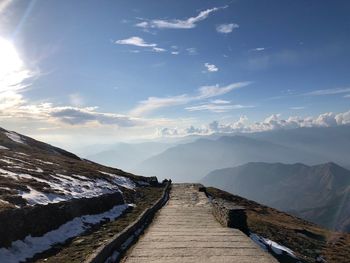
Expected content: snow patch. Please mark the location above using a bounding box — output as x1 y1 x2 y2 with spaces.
250 233 296 258
35 159 55 165
0 145 9 150
5 132 25 144
16 152 29 156
0 204 129 263
0 158 15 165
0 168 134 206
0 199 10 205
20 187 67 206
99 171 136 189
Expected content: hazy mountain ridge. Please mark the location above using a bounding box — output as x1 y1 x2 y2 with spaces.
134 126 350 182
136 133 327 182
202 162 350 232
85 142 172 172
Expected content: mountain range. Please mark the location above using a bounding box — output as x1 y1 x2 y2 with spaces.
133 125 350 182
202 162 350 232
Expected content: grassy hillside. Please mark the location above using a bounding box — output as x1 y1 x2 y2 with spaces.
206 187 350 263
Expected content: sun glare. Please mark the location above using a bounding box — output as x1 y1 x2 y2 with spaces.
0 37 23 82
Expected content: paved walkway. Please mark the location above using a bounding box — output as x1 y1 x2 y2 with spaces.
122 184 277 263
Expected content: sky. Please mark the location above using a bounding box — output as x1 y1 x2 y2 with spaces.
0 0 350 149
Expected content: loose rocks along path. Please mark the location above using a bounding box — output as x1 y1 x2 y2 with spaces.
121 184 278 263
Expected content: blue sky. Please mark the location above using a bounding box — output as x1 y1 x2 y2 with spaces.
0 0 350 147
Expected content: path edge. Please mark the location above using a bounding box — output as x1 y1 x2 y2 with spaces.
84 181 172 263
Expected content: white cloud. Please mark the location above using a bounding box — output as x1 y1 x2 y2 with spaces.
115 36 168 54
157 110 350 137
171 51 179 55
305 87 350 96
115 36 156 47
130 82 252 116
197 82 251 99
185 103 253 113
251 47 265 51
289 106 305 110
152 47 166 52
130 95 190 116
204 63 218 72
211 99 230 104
216 23 239 34
136 6 227 29
186 48 197 55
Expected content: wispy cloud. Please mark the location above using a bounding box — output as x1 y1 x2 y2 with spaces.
344 94 350 98
136 6 227 29
48 106 141 126
115 36 167 53
290 106 305 110
130 81 252 116
251 47 265 52
115 36 156 47
216 23 239 34
185 103 253 113
211 99 230 104
186 48 197 55
204 63 218 72
152 47 166 52
197 82 251 99
305 87 350 96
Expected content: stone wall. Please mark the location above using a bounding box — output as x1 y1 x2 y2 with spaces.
0 192 125 247
211 198 249 234
85 181 172 263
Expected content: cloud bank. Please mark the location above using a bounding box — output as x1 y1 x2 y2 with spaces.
157 110 350 137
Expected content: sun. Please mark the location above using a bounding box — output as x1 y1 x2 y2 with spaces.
0 37 24 83
0 37 29 92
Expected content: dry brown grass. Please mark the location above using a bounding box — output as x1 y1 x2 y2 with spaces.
206 187 350 263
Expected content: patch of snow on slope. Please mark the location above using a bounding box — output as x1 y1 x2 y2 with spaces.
0 168 125 205
99 171 136 189
5 132 25 144
250 233 296 258
35 159 55 165
0 204 129 263
16 152 29 156
0 145 8 150
0 158 15 164
51 173 122 200
20 187 67 205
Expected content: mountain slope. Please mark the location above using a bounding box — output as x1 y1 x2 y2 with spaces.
0 127 153 209
137 135 324 182
0 127 157 260
201 162 350 232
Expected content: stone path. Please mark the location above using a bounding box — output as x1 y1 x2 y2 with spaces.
122 184 278 263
